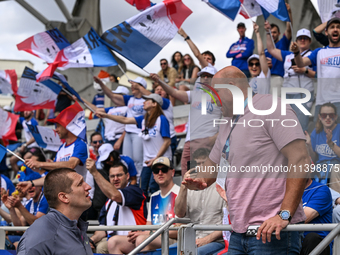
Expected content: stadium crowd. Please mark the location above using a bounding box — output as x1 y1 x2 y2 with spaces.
1 5 340 254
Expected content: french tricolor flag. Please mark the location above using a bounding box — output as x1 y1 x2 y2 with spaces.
239 0 263 19
101 0 192 68
125 0 155 11
27 124 62 152
202 0 241 21
0 108 19 142
256 0 290 21
48 101 87 141
17 28 71 64
0 70 18 95
37 28 118 81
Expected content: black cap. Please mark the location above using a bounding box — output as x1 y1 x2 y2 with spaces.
326 17 340 30
237 22 245 28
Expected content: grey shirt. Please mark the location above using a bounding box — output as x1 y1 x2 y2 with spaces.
17 208 93 255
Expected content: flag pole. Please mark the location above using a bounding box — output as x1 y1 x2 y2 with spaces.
61 88 96 113
6 148 25 163
240 3 256 23
118 64 130 81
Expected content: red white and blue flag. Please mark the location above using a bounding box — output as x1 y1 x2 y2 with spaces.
239 0 263 19
27 124 62 152
17 28 71 64
48 102 87 141
0 108 19 142
0 70 18 95
14 67 62 112
125 0 155 11
37 28 118 81
256 0 290 21
202 0 241 21
101 0 192 68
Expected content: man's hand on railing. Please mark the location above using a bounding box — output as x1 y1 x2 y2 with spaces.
256 214 289 243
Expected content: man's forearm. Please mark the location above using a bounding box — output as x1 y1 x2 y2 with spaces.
17 204 38 226
91 170 122 203
39 160 77 171
203 231 222 243
174 186 187 218
91 231 106 243
9 207 22 226
0 207 12 223
197 157 218 187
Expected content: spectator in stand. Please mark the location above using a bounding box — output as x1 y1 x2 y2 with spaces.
30 151 49 177
266 27 316 132
293 17 340 121
3 172 48 249
305 103 340 191
248 22 271 95
94 76 146 181
90 132 104 159
157 58 178 105
96 93 171 198
10 111 39 175
54 75 72 116
171 51 183 72
226 22 254 78
176 54 200 91
79 86 130 153
107 157 179 254
175 148 225 255
178 28 217 72
330 188 340 223
301 178 333 255
313 21 329 47
16 168 93 255
150 65 221 176
86 160 147 254
110 73 119 83
92 83 105 109
264 3 293 96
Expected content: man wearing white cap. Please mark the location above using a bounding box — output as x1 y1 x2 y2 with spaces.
293 17 340 123
78 86 130 152
248 22 271 95
94 76 147 179
267 27 316 132
150 65 221 175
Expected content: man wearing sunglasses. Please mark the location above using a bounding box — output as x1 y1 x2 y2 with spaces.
90 132 104 158
157 59 177 89
106 157 180 254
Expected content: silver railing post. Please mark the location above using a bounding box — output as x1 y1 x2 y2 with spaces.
0 229 5 250
181 224 196 255
310 223 340 255
334 232 340 255
161 229 169 255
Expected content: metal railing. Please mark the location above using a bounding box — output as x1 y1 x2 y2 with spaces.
1 222 340 254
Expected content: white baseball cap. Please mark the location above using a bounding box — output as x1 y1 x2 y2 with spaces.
142 93 163 106
296 29 311 39
97 143 114 162
129 77 147 89
197 66 217 77
247 54 260 64
112 86 129 95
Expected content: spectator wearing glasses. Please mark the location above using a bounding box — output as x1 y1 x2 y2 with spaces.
266 27 316 132
107 157 179 254
176 54 200 91
248 22 271 95
306 103 340 191
86 161 147 254
96 94 171 198
157 59 178 105
90 132 104 158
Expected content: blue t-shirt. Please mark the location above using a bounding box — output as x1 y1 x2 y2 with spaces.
92 94 105 108
121 155 137 177
226 37 254 71
303 181 333 251
135 115 170 138
311 124 340 164
1 175 15 194
265 34 291 77
25 194 49 216
161 98 170 110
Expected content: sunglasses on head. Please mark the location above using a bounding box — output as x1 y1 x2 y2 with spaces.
320 113 336 119
152 166 169 174
92 140 103 145
248 62 260 67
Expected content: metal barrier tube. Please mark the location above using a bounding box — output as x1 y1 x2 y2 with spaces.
310 223 340 255
161 230 169 255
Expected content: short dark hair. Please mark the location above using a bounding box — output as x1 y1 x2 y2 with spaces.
32 151 46 162
110 162 128 174
110 74 119 83
44 168 75 209
160 58 168 64
90 132 102 142
237 22 245 28
202 51 216 64
193 148 210 160
270 23 280 33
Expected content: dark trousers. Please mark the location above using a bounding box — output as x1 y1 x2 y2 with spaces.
300 232 330 255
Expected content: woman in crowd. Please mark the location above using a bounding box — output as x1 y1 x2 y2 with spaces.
171 51 183 72
176 53 200 91
96 93 171 197
306 103 340 191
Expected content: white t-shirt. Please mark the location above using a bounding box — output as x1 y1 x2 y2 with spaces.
308 46 340 105
147 184 180 224
123 95 145 133
104 106 128 141
185 82 222 142
249 69 271 94
135 115 172 166
282 50 314 93
55 137 88 179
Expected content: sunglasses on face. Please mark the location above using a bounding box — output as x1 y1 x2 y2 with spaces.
320 113 336 119
152 167 169 174
297 36 309 41
248 62 260 67
160 62 167 66
184 58 191 61
200 73 214 78
92 140 103 145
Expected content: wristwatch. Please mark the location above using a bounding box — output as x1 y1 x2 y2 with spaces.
305 68 309 74
278 210 292 222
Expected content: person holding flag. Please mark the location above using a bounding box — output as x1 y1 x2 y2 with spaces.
19 102 88 190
